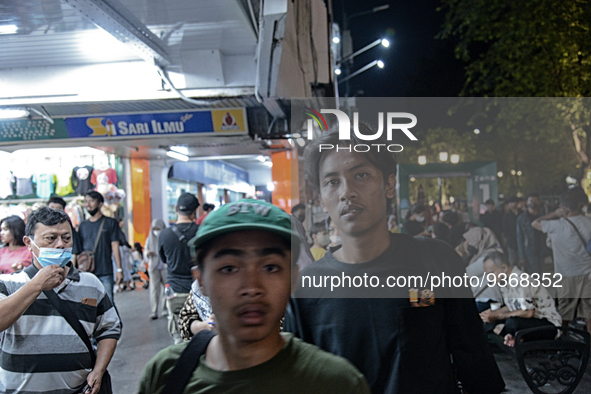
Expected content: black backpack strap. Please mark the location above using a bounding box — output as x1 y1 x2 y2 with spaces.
171 223 198 244
162 330 216 394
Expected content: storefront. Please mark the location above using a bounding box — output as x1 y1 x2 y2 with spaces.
166 160 252 224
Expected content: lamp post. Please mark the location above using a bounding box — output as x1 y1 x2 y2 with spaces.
341 4 390 96
338 60 384 84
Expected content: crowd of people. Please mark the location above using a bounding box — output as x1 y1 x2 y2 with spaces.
0 125 590 393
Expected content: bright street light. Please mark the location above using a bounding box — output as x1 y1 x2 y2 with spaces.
497 171 503 178
418 155 427 165
335 68 342 75
339 38 390 64
333 37 340 44
338 60 384 83
474 128 480 134
450 154 460 164
439 152 448 162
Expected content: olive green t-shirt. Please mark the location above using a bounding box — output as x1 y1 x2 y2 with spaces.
137 334 370 394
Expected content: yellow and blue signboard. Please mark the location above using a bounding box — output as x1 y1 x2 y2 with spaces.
0 108 248 143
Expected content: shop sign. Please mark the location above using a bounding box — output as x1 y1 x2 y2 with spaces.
0 109 247 143
170 160 249 191
65 108 248 138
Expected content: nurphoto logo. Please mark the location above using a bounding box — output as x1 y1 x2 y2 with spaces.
303 108 418 152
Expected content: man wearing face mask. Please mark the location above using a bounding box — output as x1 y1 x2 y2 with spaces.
516 193 548 275
309 221 330 261
0 207 121 394
78 191 123 303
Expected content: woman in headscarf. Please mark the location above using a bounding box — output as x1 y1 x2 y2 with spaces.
145 218 168 320
458 226 504 313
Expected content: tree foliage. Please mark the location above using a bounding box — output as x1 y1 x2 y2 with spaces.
439 0 591 189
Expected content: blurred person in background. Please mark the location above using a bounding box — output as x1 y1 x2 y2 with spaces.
403 204 429 237
309 221 330 261
481 199 503 243
196 203 215 226
502 196 522 266
145 218 168 320
0 216 32 274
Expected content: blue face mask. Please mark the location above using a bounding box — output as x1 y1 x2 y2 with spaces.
29 239 72 268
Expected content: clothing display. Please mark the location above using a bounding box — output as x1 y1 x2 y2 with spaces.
91 167 118 188
13 170 34 197
137 334 370 394
71 165 95 195
33 173 56 199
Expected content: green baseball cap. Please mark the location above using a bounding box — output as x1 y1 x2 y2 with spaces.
188 199 301 257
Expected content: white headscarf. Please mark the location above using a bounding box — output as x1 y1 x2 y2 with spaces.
145 218 165 270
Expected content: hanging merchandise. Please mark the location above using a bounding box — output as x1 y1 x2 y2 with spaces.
92 167 117 192
33 173 57 199
72 165 95 195
55 167 75 196
13 169 34 197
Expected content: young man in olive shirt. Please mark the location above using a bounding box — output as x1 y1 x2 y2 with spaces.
138 199 370 394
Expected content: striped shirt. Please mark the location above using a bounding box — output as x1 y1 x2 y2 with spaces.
0 264 122 394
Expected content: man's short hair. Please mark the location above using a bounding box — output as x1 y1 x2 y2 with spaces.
0 216 26 247
560 189 586 211
411 204 426 215
25 206 73 237
432 222 449 240
483 251 507 268
484 199 495 206
442 211 459 226
303 124 398 192
47 196 67 209
292 203 305 213
177 193 200 214
85 191 104 204
507 196 519 204
309 221 326 236
203 203 215 212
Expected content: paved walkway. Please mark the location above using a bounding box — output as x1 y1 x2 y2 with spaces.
109 284 591 393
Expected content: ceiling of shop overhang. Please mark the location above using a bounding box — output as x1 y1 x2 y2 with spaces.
0 0 284 173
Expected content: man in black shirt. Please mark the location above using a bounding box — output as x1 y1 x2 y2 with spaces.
78 191 123 302
284 125 505 394
502 196 522 266
159 192 200 344
516 193 547 274
481 198 503 242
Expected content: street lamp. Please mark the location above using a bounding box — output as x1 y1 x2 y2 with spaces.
439 152 448 162
450 154 460 164
338 60 384 84
418 155 427 165
338 38 390 64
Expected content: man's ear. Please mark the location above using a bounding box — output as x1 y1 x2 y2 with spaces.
23 235 33 252
385 174 396 199
194 268 208 297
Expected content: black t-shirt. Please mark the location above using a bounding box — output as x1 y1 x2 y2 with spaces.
284 233 505 394
72 228 83 255
159 222 199 293
71 166 95 195
402 219 425 236
78 216 121 277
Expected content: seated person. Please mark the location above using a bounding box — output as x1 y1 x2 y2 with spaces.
432 222 450 243
137 199 370 394
403 204 429 236
480 251 562 347
309 221 329 261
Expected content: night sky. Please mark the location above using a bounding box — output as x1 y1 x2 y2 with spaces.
332 0 465 97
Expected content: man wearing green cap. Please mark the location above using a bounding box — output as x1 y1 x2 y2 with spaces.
137 199 370 394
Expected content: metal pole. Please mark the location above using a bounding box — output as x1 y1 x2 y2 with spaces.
339 39 382 64
338 60 378 84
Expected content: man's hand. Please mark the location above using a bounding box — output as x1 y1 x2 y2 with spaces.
479 309 498 323
115 271 124 285
31 265 65 291
84 369 103 394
